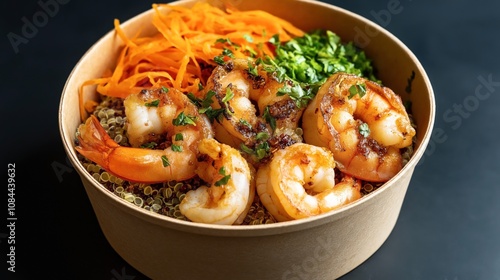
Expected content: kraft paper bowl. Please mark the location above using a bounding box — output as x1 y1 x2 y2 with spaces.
58 0 435 279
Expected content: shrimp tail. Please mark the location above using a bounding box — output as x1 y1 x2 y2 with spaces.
75 115 118 170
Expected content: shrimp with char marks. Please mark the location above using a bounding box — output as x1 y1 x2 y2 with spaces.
302 73 416 182
179 138 255 225
76 87 213 183
202 58 304 154
256 143 362 222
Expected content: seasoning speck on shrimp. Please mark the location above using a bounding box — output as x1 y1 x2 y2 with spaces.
179 138 254 225
302 73 416 182
75 87 213 184
256 143 362 222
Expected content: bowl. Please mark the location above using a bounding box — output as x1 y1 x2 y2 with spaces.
58 0 435 279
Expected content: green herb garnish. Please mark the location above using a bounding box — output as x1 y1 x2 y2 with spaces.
140 142 157 149
348 83 367 99
240 143 254 155
255 141 271 160
222 87 234 103
171 144 182 152
239 119 252 129
359 122 370 138
215 166 231 186
173 112 197 126
161 155 170 167
240 141 271 161
145 99 160 107
255 132 269 141
262 30 379 108
214 55 225 65
262 106 277 131
174 133 184 141
247 62 259 76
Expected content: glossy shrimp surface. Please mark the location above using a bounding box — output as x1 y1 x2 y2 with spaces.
179 138 254 225
256 143 361 222
75 88 213 183
203 59 304 149
302 73 416 182
124 88 213 147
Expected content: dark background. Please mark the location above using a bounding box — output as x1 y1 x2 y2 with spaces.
1 0 499 279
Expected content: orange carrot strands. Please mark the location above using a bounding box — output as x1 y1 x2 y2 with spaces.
79 1 304 121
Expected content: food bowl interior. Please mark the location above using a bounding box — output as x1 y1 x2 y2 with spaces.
59 0 434 279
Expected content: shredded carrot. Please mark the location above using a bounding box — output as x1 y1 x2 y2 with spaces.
79 2 304 121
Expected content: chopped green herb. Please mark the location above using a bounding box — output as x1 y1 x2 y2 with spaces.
262 106 277 131
255 132 269 141
222 87 234 103
256 56 287 83
174 133 184 141
219 166 227 175
145 99 160 107
247 62 259 76
202 107 225 123
198 83 204 91
238 119 252 129
214 55 225 65
215 166 231 186
215 38 230 44
244 46 258 57
348 83 367 99
277 81 314 108
187 92 201 106
202 90 216 108
359 122 370 138
140 142 157 149
240 143 254 155
269 34 280 45
161 86 169 93
173 112 197 126
215 37 238 47
239 141 271 161
222 48 234 58
255 141 271 160
263 29 379 108
161 155 170 167
171 144 182 152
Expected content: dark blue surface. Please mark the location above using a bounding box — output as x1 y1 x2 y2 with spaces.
1 0 499 279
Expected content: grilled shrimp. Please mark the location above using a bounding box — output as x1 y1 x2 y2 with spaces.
302 73 415 182
75 87 213 183
124 88 213 147
256 143 361 222
179 138 254 225
202 58 304 149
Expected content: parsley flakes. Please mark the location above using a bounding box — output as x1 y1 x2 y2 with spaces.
348 83 367 99
173 112 197 126
215 166 231 186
